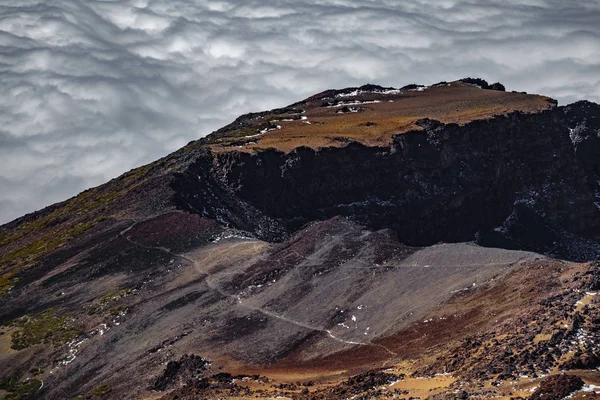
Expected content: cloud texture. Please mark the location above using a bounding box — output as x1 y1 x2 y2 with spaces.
1 0 600 223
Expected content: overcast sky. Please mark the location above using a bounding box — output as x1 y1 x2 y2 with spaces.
1 0 599 224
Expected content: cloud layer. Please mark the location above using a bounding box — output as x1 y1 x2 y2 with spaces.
1 0 599 223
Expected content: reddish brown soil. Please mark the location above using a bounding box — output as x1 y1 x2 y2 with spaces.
125 211 222 253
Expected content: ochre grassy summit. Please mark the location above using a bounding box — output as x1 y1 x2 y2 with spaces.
208 81 556 153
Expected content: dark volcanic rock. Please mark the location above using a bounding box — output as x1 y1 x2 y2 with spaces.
171 147 288 241
294 370 403 399
174 109 600 258
563 101 600 211
489 82 506 91
529 374 584 400
152 354 208 391
460 77 491 88
400 83 425 90
459 77 506 91
561 352 600 370
124 212 222 253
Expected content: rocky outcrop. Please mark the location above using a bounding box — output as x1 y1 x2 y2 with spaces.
152 354 208 391
459 77 505 91
173 107 600 258
563 100 600 211
529 374 584 400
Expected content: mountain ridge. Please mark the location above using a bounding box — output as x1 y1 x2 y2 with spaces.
1 79 600 399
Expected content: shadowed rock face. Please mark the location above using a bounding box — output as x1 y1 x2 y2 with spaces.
174 109 600 258
564 101 600 208
530 374 585 400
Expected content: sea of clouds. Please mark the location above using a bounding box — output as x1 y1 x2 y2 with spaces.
1 0 599 223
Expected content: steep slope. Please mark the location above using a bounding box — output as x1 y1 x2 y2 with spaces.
565 100 600 211
179 110 599 254
1 79 600 400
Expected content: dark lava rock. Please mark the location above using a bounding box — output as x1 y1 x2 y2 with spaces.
448 390 469 400
476 201 559 253
152 354 208 391
459 77 505 91
489 82 506 91
460 77 491 88
337 106 363 114
211 372 233 383
529 374 584 400
401 83 425 90
561 352 600 370
355 83 396 93
415 117 444 131
563 101 600 208
177 109 600 259
294 370 403 399
587 262 600 291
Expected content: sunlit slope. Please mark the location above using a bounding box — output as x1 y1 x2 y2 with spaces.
207 81 555 153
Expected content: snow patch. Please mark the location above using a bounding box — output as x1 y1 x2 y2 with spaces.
61 337 89 365
336 106 362 113
336 88 402 98
582 384 600 392
97 323 109 336
259 125 281 134
326 100 382 108
239 133 263 139
211 231 254 243
388 379 402 387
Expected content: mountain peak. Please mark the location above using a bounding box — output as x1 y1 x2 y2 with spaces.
1 80 600 400
202 80 555 153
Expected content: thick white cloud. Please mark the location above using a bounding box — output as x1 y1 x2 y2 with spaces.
1 0 599 223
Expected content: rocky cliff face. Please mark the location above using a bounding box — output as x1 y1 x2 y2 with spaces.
174 107 600 259
564 101 600 209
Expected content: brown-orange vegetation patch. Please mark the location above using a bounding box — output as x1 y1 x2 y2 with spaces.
0 327 17 356
533 333 553 344
576 291 597 312
0 165 154 294
210 82 555 153
390 374 455 398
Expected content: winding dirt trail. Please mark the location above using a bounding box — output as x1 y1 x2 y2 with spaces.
119 219 399 363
